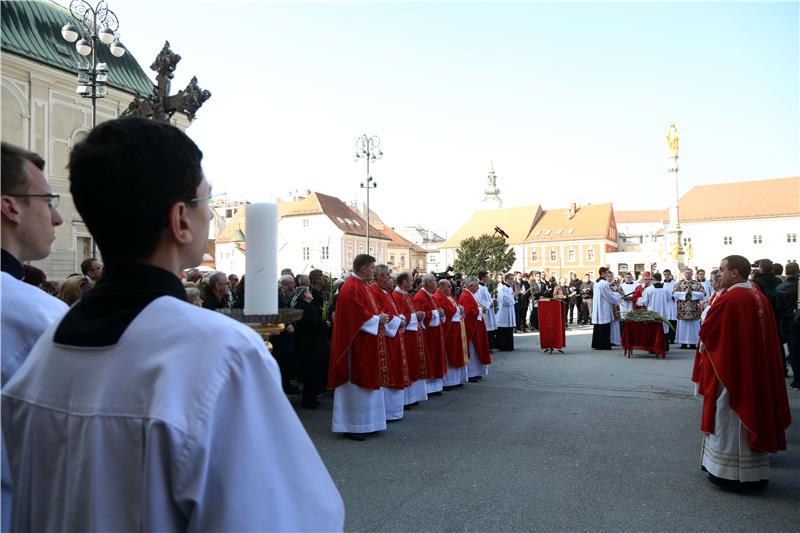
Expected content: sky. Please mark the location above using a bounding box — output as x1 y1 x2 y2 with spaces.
59 0 799 237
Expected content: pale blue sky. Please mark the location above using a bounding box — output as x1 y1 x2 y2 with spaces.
68 1 799 235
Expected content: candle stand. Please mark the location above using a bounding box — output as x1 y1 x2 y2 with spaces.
222 308 303 351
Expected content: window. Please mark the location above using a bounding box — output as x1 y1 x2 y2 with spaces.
302 247 310 260
788 233 797 243
389 254 395 264
225 208 233 218
346 243 354 262
550 250 557 261
358 244 365 254
400 256 406 267
683 237 692 246
302 218 309 227
723 236 732 245
753 234 763 244
369 246 374 255
531 250 538 261
587 249 595 261
321 246 329 260
568 249 575 262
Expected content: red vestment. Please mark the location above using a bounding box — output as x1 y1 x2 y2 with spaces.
370 284 410 389
327 276 389 390
433 290 468 368
413 289 447 379
458 290 491 364
632 284 645 308
392 289 428 381
692 283 791 453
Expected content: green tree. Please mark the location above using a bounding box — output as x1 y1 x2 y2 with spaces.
452 234 516 277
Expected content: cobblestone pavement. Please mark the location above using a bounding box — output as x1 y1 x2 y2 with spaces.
292 326 800 532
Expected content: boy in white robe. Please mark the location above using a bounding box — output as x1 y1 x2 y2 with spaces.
2 119 344 532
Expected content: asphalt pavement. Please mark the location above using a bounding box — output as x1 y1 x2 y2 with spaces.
293 326 800 532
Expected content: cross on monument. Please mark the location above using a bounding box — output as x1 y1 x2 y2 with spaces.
122 41 211 122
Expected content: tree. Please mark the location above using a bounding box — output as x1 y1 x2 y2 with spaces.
452 234 516 277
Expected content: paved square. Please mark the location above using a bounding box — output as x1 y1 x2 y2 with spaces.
295 327 800 531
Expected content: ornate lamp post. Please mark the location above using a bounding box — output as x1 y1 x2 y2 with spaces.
665 123 684 267
354 134 383 253
60 0 126 130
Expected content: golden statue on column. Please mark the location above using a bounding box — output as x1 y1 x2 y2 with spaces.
666 123 680 156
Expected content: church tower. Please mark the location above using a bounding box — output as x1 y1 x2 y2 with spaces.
480 162 503 210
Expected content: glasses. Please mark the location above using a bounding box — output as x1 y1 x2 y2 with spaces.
189 191 227 204
5 193 60 208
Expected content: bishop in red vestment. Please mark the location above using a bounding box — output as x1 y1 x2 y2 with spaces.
371 266 410 421
328 255 390 439
692 255 791 489
434 280 469 388
413 275 447 394
458 277 492 380
393 273 429 405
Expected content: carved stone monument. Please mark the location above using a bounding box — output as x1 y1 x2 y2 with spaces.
122 41 211 122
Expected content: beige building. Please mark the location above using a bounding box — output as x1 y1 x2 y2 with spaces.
1 0 190 279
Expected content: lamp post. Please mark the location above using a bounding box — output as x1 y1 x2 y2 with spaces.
61 0 125 257
61 0 126 130
354 134 382 253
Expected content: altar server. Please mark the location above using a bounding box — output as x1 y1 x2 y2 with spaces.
2 119 344 532
619 271 638 318
1 143 68 533
477 271 498 349
495 272 517 351
591 267 621 350
662 269 678 344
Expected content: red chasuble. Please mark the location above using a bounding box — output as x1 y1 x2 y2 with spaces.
693 283 791 453
433 290 468 368
458 290 491 364
370 283 410 389
538 299 566 350
413 289 447 379
392 290 428 381
632 284 645 308
328 276 389 390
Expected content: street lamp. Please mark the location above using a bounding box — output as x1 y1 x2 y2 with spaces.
354 134 382 253
61 0 126 131
61 0 125 258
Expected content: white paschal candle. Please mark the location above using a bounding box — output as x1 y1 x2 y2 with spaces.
244 203 278 315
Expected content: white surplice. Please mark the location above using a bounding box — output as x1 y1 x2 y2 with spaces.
477 284 497 332
662 279 677 320
1 273 68 533
591 279 620 325
2 296 344 532
640 285 673 333
618 281 638 318
495 283 516 328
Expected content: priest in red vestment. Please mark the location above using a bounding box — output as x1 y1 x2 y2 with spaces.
459 276 492 381
393 272 429 406
433 279 468 389
692 255 791 489
371 265 410 421
632 272 650 309
328 254 390 440
413 274 447 395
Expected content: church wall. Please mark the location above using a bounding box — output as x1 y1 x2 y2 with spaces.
278 215 344 276
1 53 189 282
214 242 245 277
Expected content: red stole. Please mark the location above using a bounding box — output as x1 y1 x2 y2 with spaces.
327 276 389 390
693 284 791 453
458 290 491 364
413 289 447 379
370 283 410 389
433 290 468 368
393 290 428 381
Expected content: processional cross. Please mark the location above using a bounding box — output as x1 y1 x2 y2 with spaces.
122 41 211 122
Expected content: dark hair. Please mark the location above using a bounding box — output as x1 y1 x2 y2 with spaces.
653 272 662 281
396 272 411 286
22 264 46 287
1 142 44 197
772 263 783 276
80 257 98 275
68 118 203 263
723 255 751 279
352 254 375 272
696 269 705 274
478 270 488 279
756 258 773 271
785 262 799 276
598 266 608 276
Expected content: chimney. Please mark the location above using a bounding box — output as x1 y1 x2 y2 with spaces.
568 202 577 219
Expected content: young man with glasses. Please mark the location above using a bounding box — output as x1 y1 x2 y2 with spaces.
1 142 68 533
1 119 344 531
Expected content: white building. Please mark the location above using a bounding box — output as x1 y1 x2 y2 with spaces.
611 176 799 274
215 191 391 278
